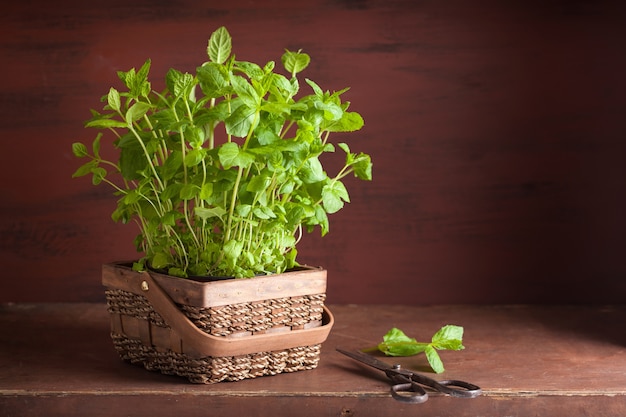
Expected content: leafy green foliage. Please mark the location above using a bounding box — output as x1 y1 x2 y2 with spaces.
378 326 465 374
71 26 372 279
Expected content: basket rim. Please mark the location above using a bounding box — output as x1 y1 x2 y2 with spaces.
102 261 327 307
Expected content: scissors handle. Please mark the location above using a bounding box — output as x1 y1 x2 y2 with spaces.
430 379 482 398
388 373 429 403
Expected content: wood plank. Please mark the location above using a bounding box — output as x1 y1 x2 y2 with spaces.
1 303 625 416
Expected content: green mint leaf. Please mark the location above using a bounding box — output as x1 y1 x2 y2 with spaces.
384 327 411 344
327 111 364 132
208 26 232 64
72 142 88 158
282 49 310 76
131 261 145 272
377 328 429 357
71 160 97 178
84 118 127 129
301 157 326 184
183 149 204 167
314 99 343 121
91 167 107 185
431 325 465 351
352 153 373 181
199 183 213 200
271 73 298 97
136 59 152 97
197 62 230 98
225 103 258 138
425 345 445 374
322 181 349 214
168 267 186 278
313 205 329 236
92 133 102 158
162 210 184 227
253 206 276 220
236 61 264 79
166 68 195 99
107 87 121 112
151 251 173 269
246 173 271 192
180 184 199 201
195 206 227 221
337 142 350 154
218 142 241 168
161 150 183 180
305 78 323 97
218 142 254 169
118 140 148 180
231 75 260 108
236 204 252 217
223 239 243 262
125 102 152 123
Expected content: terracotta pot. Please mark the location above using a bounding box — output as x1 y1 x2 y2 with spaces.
102 262 334 383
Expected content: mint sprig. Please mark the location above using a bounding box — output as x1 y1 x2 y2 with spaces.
377 325 464 374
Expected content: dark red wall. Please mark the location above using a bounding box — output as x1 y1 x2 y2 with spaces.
2 0 625 304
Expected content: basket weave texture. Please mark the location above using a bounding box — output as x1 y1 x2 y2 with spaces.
105 279 327 383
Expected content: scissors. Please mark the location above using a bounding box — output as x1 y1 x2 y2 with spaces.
337 348 482 404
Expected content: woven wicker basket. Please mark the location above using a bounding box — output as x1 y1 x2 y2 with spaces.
102 262 334 383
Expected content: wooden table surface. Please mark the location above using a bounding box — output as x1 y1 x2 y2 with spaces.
1 303 625 416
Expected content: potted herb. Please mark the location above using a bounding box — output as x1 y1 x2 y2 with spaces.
71 27 372 383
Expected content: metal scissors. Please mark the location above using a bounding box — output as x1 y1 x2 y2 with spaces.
337 348 482 404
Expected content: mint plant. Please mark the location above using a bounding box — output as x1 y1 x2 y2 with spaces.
72 26 372 279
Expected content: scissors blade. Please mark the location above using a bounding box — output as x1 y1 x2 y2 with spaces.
336 348 397 372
